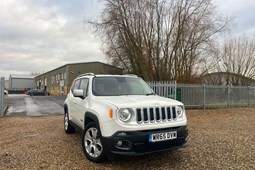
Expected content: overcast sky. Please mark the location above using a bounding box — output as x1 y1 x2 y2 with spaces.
1 0 255 79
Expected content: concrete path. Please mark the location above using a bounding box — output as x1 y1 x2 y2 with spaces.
25 97 41 116
4 94 65 116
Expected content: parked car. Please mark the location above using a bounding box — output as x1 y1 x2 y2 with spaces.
24 88 31 94
4 90 8 95
27 89 45 96
64 73 188 163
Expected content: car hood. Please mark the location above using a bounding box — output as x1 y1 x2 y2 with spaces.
94 95 183 108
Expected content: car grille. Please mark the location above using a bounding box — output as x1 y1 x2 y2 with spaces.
136 106 177 124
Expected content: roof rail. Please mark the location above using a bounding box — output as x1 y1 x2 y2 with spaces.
125 74 138 77
77 73 95 78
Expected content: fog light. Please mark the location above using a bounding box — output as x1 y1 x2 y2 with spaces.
117 141 122 146
115 140 132 150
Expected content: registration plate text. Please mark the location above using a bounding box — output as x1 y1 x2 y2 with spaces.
149 131 177 142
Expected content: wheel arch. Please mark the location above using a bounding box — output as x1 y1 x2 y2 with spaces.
84 112 99 126
64 104 68 112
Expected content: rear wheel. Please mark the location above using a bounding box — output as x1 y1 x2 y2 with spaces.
64 110 75 134
82 122 107 163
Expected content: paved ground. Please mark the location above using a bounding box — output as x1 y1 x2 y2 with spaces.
1 95 255 169
4 94 65 116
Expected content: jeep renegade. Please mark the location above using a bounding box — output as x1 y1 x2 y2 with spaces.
64 73 188 163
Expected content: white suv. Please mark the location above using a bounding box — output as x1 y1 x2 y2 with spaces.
64 73 188 163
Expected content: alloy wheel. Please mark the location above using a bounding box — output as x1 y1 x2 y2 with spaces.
84 127 103 158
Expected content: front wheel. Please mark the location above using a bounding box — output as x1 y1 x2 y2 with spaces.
82 122 107 163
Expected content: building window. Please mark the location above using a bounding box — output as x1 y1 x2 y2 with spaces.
44 78 47 86
51 76 55 84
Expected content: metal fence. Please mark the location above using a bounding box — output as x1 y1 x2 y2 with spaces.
149 81 255 109
148 81 176 99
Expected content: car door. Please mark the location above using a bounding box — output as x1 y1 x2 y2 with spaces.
68 79 81 124
75 78 89 128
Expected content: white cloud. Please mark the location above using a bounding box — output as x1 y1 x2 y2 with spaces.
214 0 255 35
1 0 255 80
0 0 105 79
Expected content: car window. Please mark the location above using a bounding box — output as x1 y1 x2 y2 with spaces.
92 77 153 96
80 78 89 97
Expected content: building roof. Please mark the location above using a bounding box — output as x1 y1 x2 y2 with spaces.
35 61 123 78
9 74 35 79
202 72 255 86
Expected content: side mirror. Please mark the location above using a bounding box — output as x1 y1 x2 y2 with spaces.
73 89 84 99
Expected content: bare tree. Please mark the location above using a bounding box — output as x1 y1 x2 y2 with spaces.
216 35 255 85
90 0 230 82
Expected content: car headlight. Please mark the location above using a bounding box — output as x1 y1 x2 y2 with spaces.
118 108 133 122
176 106 184 117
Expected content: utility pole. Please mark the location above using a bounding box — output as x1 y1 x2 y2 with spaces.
0 77 4 117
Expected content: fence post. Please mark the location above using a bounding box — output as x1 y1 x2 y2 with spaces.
174 81 177 100
203 84 206 109
248 86 251 107
227 85 230 107
227 85 230 108
0 77 4 117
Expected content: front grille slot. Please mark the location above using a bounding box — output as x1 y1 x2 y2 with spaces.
150 108 154 122
156 108 160 121
167 107 171 120
161 107 166 121
172 107 177 120
137 109 142 122
136 106 177 124
143 108 148 122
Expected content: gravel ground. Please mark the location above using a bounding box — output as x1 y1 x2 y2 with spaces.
0 108 254 170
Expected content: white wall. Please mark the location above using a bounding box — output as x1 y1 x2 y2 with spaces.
4 80 9 89
10 78 34 90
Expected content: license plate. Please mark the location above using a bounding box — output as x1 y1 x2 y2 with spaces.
149 131 177 142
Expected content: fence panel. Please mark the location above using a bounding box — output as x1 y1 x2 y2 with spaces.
148 81 255 109
249 87 255 106
205 85 228 108
230 86 249 106
177 84 204 108
148 81 176 99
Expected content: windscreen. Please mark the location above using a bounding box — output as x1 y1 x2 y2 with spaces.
92 77 154 96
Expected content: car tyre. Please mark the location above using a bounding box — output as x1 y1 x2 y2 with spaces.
82 122 107 163
64 110 75 134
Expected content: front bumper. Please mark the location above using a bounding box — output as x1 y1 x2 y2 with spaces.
101 125 188 156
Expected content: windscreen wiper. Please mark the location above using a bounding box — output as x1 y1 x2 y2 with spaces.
146 93 156 96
